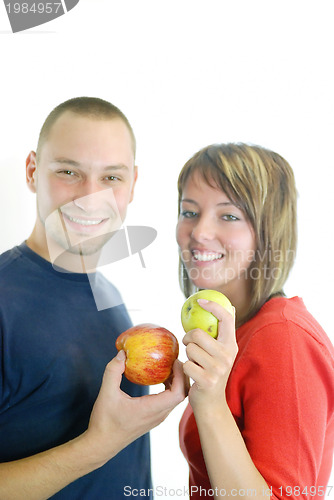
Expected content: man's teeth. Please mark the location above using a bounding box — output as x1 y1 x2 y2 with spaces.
67 215 103 226
193 252 223 262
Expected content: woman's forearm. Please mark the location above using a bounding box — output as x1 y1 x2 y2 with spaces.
195 403 269 499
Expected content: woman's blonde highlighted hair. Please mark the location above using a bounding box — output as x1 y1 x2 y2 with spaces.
178 143 298 323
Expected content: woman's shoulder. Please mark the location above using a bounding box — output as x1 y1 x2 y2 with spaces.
238 296 334 361
241 296 322 335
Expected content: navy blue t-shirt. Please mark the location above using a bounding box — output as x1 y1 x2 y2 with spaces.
0 243 152 499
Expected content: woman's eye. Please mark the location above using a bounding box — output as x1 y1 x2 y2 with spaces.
181 210 197 218
222 214 239 221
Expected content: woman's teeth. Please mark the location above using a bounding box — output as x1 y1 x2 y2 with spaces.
192 252 223 262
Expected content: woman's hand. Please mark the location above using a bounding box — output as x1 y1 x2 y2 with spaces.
182 299 237 414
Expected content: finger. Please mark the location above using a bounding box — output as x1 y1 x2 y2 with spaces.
184 373 191 396
197 299 236 344
197 298 235 323
146 360 186 412
163 358 181 388
102 350 126 393
138 381 186 416
167 360 191 396
185 341 215 371
183 359 206 385
168 359 188 400
183 327 215 346
183 328 223 358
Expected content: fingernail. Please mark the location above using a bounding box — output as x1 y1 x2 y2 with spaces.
116 350 126 361
197 299 209 305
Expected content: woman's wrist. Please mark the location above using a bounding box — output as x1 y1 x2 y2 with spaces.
192 395 231 423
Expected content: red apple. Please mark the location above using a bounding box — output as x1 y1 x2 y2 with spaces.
115 323 179 385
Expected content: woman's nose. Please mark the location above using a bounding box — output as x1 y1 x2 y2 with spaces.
191 216 216 242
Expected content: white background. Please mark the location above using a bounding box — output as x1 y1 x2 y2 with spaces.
0 0 333 496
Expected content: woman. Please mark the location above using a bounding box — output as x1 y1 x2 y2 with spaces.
176 143 334 499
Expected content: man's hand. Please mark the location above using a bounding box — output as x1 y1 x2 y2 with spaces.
84 350 186 467
0 351 186 500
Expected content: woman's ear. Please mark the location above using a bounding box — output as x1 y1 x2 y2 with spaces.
26 151 37 193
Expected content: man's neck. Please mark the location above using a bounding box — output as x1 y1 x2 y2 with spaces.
26 231 100 274
26 230 51 262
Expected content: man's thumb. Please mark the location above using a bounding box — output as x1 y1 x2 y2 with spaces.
116 349 126 362
102 350 126 391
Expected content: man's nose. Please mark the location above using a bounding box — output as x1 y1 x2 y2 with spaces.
73 181 112 213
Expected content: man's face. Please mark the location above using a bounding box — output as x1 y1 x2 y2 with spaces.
27 111 137 261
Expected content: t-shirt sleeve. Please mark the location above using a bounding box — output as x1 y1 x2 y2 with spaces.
0 324 3 407
236 320 334 500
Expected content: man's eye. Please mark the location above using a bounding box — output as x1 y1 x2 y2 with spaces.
59 170 75 176
105 176 119 181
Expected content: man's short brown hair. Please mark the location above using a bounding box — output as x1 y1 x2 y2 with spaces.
36 96 136 161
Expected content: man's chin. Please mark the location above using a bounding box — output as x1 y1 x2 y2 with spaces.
63 231 114 255
46 233 107 262
65 242 104 256
46 227 123 272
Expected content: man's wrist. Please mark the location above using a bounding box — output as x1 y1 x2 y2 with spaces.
63 431 114 475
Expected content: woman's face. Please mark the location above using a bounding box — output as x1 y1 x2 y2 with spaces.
176 170 257 302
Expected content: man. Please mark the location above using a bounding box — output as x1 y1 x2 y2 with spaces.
0 97 185 499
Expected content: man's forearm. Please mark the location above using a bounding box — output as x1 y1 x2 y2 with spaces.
0 356 186 499
0 432 111 500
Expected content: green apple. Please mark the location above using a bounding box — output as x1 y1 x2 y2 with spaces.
181 290 234 338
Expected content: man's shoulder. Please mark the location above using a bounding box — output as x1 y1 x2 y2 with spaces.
0 245 21 268
0 245 37 311
0 245 24 280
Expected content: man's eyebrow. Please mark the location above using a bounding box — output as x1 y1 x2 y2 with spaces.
102 164 130 171
52 158 80 167
51 158 130 170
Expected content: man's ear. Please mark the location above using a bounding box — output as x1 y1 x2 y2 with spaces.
26 151 37 193
129 165 138 203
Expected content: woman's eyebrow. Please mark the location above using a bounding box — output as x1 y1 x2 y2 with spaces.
181 198 237 207
217 202 237 207
180 198 198 205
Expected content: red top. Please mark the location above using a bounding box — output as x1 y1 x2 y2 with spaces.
179 297 334 500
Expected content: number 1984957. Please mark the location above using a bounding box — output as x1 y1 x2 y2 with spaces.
6 3 62 14
278 486 333 496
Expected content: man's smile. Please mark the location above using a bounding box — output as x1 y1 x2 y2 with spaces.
61 212 110 234
64 214 106 226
